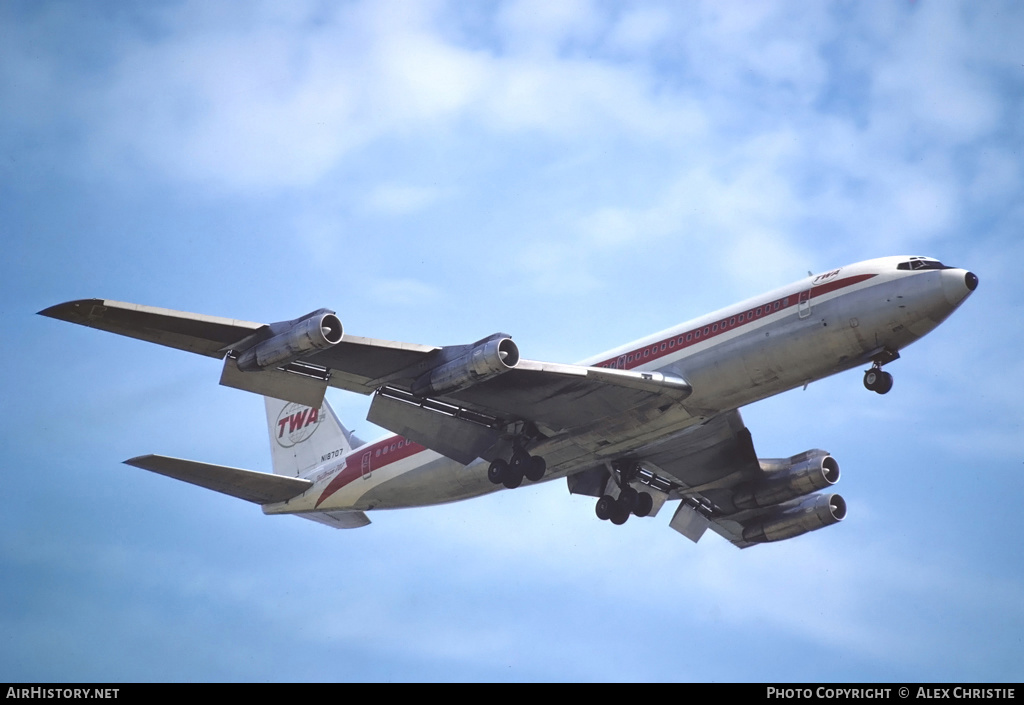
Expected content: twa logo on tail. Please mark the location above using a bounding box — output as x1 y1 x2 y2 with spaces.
275 403 322 448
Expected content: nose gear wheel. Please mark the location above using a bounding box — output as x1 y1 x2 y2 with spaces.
863 366 894 395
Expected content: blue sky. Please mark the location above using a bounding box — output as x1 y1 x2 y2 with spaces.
2 0 1022 682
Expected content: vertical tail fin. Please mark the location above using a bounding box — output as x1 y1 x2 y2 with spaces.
264 396 364 477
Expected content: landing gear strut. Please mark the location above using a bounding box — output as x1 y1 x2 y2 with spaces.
594 461 654 525
487 443 546 489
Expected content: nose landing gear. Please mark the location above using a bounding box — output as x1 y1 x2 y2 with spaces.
863 365 894 394
863 349 899 395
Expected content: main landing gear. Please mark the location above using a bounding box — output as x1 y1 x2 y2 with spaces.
863 364 894 395
487 445 546 489
595 462 654 526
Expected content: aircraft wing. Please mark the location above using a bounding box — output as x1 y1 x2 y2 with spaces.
620 410 843 548
433 361 691 432
39 299 438 391
41 299 692 455
639 411 759 491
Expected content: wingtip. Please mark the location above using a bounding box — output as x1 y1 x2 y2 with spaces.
37 299 103 321
37 303 67 318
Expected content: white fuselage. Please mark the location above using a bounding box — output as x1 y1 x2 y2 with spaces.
264 256 975 518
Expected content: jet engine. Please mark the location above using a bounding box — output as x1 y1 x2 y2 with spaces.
741 493 847 544
732 450 840 510
236 310 343 371
412 335 520 397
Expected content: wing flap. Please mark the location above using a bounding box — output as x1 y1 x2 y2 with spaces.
124 454 312 504
219 356 329 408
669 502 712 543
367 390 500 465
444 361 691 431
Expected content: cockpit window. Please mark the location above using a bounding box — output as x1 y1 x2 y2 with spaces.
897 258 950 271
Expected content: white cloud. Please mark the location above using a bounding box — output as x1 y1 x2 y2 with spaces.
871 2 1002 146
496 0 600 57
514 240 603 295
968 147 1022 204
50 1 712 194
607 6 673 52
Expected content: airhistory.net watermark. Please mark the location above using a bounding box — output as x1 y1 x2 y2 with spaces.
6 689 118 699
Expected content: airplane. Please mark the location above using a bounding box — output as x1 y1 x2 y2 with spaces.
39 255 978 547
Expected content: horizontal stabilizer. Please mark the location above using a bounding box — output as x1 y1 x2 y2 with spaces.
124 454 312 504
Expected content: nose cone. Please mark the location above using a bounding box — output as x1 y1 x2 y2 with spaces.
941 268 979 307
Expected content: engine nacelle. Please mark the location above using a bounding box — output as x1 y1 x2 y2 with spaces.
412 335 520 397
741 493 846 544
732 450 840 510
236 310 343 371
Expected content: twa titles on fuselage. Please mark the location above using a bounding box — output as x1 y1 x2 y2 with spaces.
40 256 978 546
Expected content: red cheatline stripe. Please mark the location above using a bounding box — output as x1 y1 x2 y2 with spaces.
594 273 877 370
316 436 426 507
